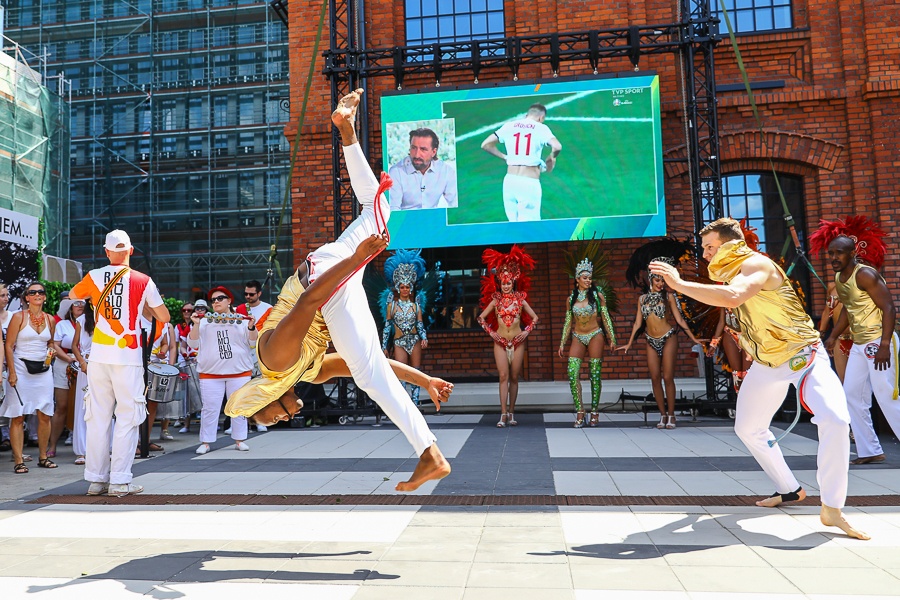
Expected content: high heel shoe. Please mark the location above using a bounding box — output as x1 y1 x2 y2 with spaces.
589 412 599 427
508 413 517 426
574 410 585 428
497 413 508 428
656 415 666 429
666 415 676 429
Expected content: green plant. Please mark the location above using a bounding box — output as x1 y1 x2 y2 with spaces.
163 296 187 324
39 280 73 317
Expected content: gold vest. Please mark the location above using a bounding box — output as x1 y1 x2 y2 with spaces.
834 263 883 344
708 240 819 368
225 269 331 418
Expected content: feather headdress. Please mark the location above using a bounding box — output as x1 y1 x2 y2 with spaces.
808 215 887 269
563 237 618 314
625 237 695 291
384 248 426 288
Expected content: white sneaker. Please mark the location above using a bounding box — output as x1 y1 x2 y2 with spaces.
178 426 189 434
235 441 250 451
108 483 144 498
224 427 232 435
255 424 267 432
160 430 174 441
87 482 109 496
64 433 73 446
195 444 210 455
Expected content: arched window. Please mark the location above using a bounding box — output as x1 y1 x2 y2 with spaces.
720 172 812 306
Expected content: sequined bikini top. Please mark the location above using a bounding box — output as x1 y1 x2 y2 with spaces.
391 299 418 335
494 292 524 328
572 290 598 319
640 291 667 320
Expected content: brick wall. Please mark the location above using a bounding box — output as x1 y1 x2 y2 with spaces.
287 0 900 383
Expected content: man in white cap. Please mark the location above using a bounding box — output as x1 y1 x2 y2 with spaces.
69 230 170 497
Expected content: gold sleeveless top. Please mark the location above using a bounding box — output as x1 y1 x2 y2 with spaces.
225 269 331 417
834 263 883 344
708 240 819 368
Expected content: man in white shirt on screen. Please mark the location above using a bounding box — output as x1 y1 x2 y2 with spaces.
481 103 562 222
388 128 458 210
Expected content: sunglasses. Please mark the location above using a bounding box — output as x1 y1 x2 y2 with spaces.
182 308 194 313
210 296 229 303
73 301 85 307
26 290 46 296
244 291 258 296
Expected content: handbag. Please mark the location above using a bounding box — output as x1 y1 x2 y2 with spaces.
21 359 50 374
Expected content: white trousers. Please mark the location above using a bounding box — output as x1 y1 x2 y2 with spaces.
502 173 542 222
734 344 850 508
199 376 250 444
73 369 88 457
309 143 436 457
84 362 147 485
844 333 900 457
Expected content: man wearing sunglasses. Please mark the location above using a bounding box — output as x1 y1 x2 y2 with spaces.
226 89 452 492
69 229 170 498
235 280 273 332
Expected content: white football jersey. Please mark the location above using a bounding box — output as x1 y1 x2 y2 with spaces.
495 118 555 167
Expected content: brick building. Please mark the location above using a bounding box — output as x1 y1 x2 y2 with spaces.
283 0 900 384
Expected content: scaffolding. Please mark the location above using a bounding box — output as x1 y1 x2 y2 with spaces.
0 34 70 258
3 0 292 300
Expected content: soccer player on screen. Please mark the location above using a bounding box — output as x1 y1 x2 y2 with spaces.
481 103 562 222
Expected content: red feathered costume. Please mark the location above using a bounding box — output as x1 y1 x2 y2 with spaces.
480 245 536 331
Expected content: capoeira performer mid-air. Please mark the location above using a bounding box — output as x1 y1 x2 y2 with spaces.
649 217 868 540
225 89 451 492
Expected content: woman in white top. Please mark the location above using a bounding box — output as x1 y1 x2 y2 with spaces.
71 303 95 465
48 298 85 457
2 282 57 473
188 287 257 454
0 283 13 451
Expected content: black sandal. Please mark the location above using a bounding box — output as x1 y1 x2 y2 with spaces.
0 439 11 451
38 458 58 469
768 486 803 503
14 462 28 474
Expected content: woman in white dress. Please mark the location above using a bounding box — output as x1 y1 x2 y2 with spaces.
71 303 95 465
48 298 84 457
2 282 56 473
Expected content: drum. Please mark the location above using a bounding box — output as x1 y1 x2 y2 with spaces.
146 363 180 403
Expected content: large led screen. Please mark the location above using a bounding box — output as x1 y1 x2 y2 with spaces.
380 74 665 248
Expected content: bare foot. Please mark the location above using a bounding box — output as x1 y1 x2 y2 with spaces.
820 505 870 540
755 487 806 507
395 443 451 492
331 88 363 145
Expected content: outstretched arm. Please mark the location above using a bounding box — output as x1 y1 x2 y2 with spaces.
649 256 772 309
618 302 643 353
260 234 387 373
314 353 453 411
559 299 573 357
669 293 701 344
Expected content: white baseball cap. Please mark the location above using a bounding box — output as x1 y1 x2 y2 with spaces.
104 229 132 251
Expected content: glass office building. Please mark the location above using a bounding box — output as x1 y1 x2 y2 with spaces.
3 0 291 300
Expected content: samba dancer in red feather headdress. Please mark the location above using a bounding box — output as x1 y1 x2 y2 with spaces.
477 245 539 428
